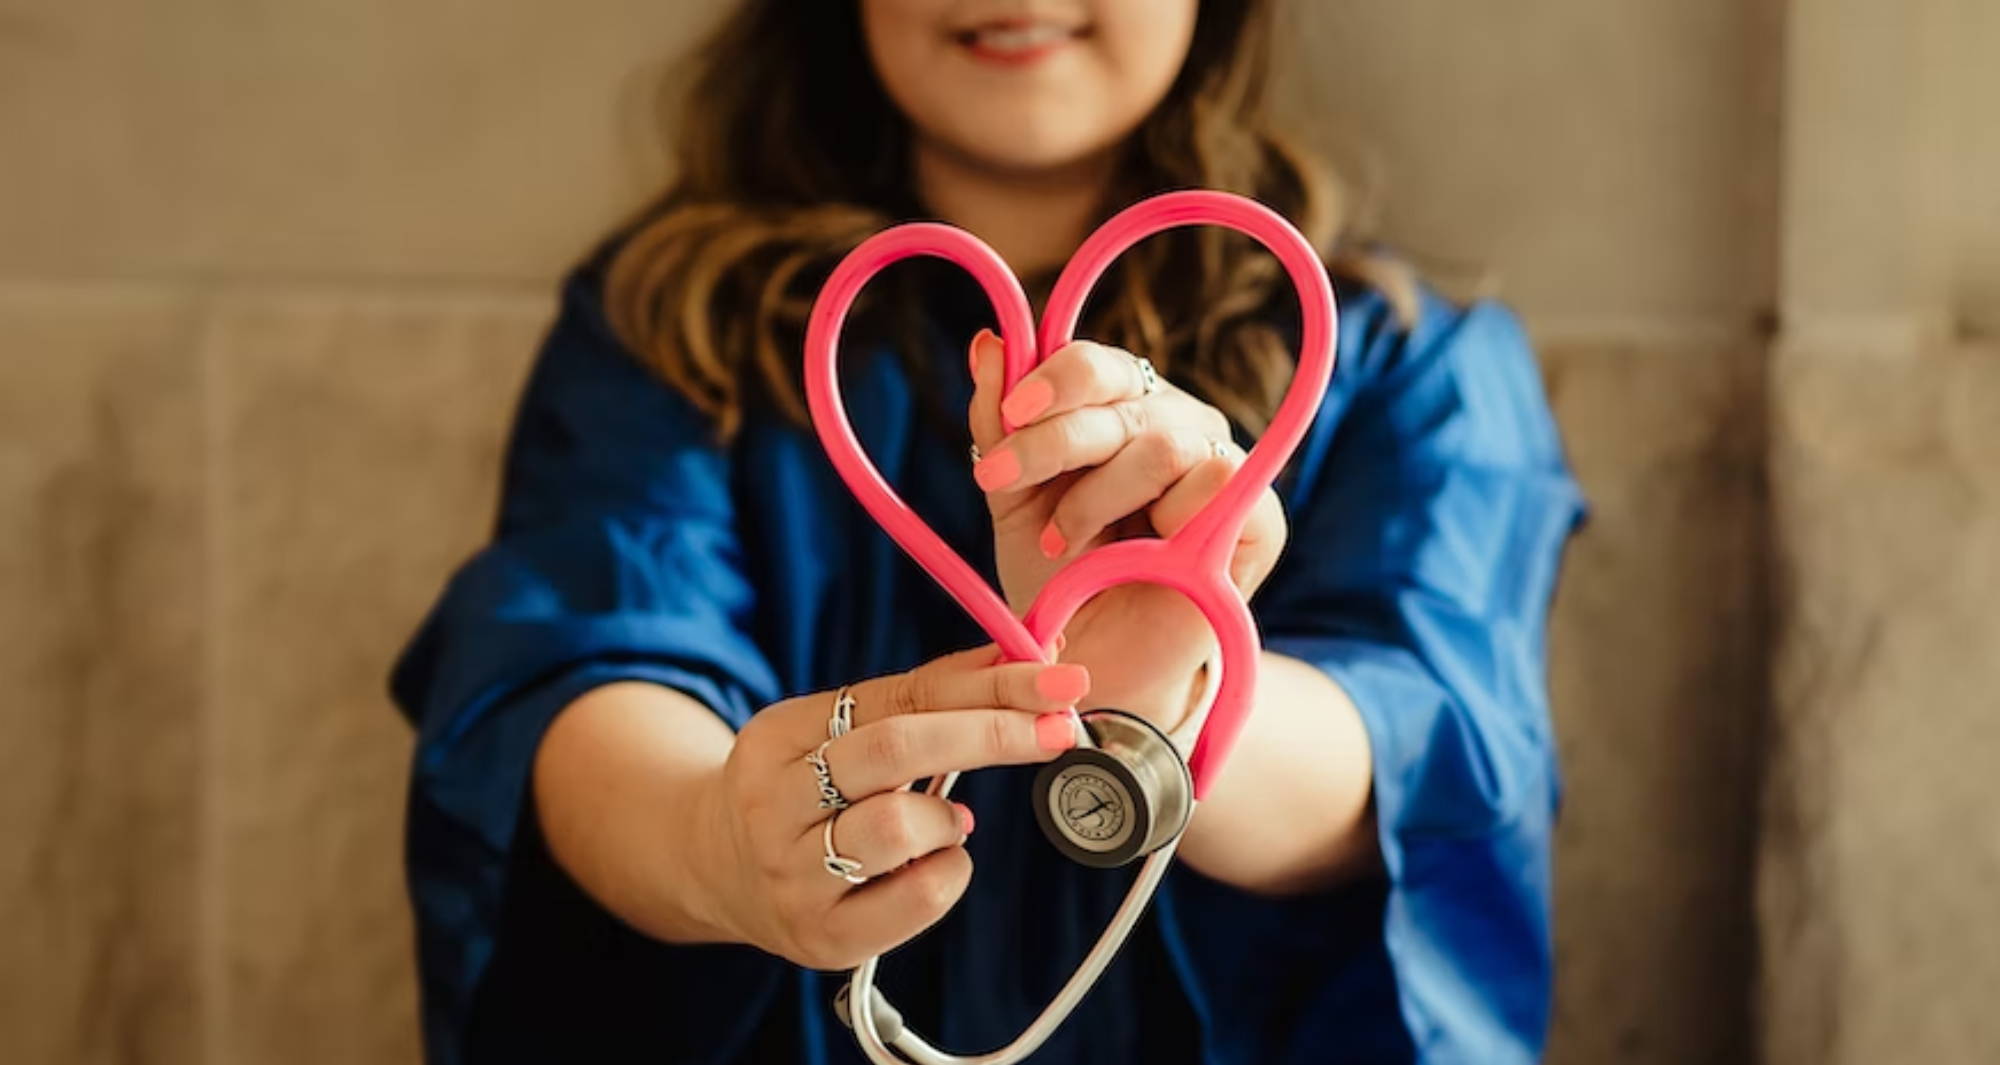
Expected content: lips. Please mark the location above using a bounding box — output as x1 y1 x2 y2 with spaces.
955 18 1088 66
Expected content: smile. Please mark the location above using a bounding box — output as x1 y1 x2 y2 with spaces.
955 19 1089 66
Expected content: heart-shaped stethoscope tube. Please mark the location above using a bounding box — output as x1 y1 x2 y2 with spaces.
804 188 1339 797
805 190 1338 1065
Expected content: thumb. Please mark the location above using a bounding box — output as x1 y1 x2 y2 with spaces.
966 328 1006 454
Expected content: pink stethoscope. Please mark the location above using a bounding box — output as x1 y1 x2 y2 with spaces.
804 190 1338 1064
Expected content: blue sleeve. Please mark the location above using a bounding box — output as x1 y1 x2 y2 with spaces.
388 268 787 1063
1157 285 1587 1064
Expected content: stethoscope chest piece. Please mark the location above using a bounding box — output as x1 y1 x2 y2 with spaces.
1032 710 1194 868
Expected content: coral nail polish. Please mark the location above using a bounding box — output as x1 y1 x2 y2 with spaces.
1035 712 1078 751
1002 377 1054 424
973 449 1019 491
1038 521 1067 559
1035 664 1090 703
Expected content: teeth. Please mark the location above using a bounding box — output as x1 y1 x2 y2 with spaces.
973 23 1069 51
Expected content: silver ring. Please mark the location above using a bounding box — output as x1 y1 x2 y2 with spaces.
968 442 982 465
829 686 855 739
807 739 849 811
822 813 866 884
1132 355 1160 396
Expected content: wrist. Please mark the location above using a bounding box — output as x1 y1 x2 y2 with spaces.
1107 650 1211 738
673 766 747 944
534 683 746 946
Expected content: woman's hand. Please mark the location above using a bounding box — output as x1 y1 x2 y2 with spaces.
681 645 1086 970
964 329 1289 730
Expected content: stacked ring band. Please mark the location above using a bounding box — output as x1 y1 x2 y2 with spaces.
830 686 855 739
822 815 866 884
808 740 848 811
813 692 864 883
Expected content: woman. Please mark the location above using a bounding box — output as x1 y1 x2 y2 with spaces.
392 1 1586 1062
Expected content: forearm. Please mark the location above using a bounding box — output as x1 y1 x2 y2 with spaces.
532 680 740 945
1173 651 1377 895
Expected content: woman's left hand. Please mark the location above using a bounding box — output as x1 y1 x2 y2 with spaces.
965 328 1288 732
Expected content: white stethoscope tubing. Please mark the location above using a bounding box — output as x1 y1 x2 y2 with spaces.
841 666 1219 1065
845 838 1183 1065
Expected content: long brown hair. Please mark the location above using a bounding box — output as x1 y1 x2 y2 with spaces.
601 1 1418 442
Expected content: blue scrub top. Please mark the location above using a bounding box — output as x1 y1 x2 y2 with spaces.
391 250 1587 1065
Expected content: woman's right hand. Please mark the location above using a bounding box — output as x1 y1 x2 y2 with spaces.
688 644 1088 971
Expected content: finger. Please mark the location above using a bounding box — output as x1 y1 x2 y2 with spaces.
1230 487 1289 590
1149 449 1288 589
804 791 971 889
967 328 1006 454
1148 447 1237 540
800 709 1073 825
844 651 1091 728
760 645 1089 746
998 341 1150 428
1043 427 1221 558
973 400 1145 494
976 386 1232 495
820 846 974 968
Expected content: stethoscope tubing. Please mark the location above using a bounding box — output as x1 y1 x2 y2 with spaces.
845 842 1181 1065
804 189 1339 1065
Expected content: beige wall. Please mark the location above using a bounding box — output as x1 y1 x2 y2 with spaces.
1759 1 2000 1064
1 2 1992 1064
0 1 712 283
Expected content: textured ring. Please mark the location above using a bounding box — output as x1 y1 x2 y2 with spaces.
1132 355 1160 396
807 740 849 811
822 813 866 884
968 442 982 466
829 685 855 739
832 684 856 736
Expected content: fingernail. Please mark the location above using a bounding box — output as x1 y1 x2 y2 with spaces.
1038 521 1066 559
1035 664 1091 703
969 328 995 376
1001 378 1053 424
954 802 975 837
1036 712 1078 751
973 449 1019 491
1055 633 1067 654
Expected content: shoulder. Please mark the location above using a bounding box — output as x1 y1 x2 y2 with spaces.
543 240 630 363
1317 269 1568 474
521 243 717 432
490 246 742 531
1328 271 1536 388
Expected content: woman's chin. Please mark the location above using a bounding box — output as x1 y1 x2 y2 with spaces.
932 128 1129 183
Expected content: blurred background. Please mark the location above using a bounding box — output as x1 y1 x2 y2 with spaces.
2 0 1994 1063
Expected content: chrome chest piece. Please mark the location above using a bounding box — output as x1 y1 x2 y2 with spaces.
1033 709 1194 868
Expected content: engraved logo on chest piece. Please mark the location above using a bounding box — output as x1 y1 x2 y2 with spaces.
1058 770 1128 843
